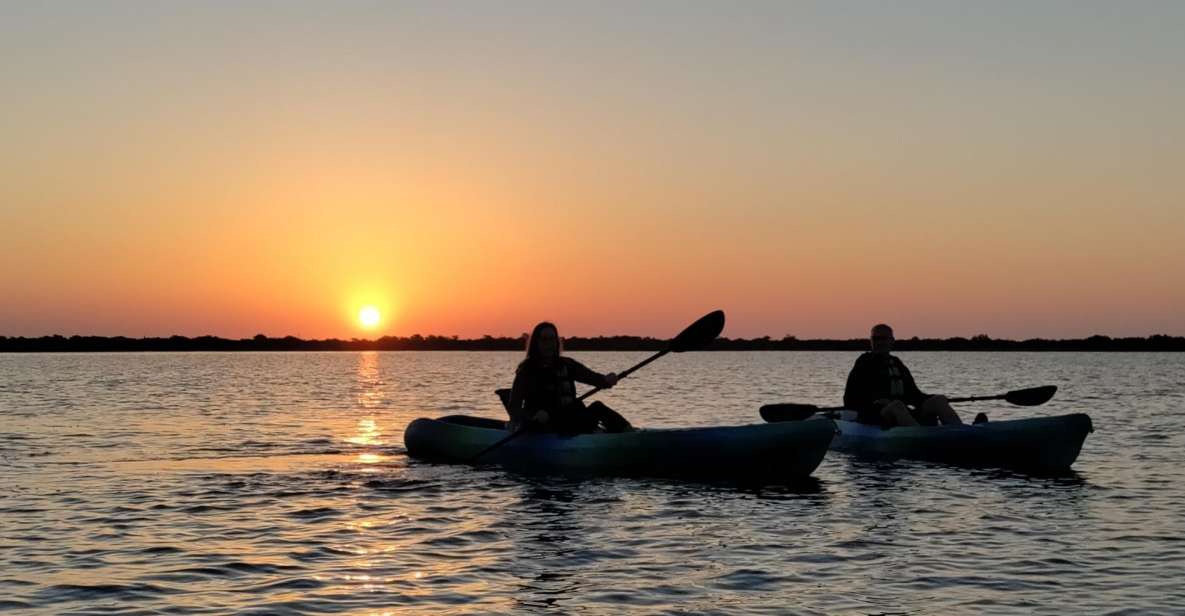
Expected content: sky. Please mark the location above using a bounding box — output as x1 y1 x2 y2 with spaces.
2 1 1183 339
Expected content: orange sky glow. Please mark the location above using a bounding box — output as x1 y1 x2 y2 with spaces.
2 4 1182 340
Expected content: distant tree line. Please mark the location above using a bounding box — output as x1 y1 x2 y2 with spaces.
1 333 1183 352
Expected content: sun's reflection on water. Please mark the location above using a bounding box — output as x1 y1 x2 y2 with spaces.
358 452 384 463
346 418 383 446
320 352 507 603
355 351 385 409
345 352 388 460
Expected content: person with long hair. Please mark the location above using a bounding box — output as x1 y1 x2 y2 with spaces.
506 321 633 434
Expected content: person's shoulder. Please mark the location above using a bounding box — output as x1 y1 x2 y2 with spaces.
852 352 876 365
515 358 535 375
847 352 875 374
560 356 587 370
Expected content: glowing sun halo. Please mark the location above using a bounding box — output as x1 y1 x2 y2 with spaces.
358 306 381 329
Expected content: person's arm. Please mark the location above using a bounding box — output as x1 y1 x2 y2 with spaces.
507 367 530 424
564 358 616 389
843 355 874 411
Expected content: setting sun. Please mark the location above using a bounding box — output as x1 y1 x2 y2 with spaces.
358 306 381 329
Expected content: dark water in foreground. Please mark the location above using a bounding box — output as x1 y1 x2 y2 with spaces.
2 351 1183 614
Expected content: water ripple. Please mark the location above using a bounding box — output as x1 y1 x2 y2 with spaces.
1 351 1183 613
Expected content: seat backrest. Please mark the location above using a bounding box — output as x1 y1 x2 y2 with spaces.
495 388 512 412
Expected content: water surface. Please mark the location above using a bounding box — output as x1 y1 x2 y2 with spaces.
2 351 1183 613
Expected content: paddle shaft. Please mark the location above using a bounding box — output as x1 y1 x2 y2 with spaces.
947 394 1005 403
577 349 668 401
761 385 1055 423
467 426 529 464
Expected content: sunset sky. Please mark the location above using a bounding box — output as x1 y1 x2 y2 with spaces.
2 2 1182 339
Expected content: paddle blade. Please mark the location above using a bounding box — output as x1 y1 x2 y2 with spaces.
1004 385 1057 406
669 310 725 352
759 403 820 423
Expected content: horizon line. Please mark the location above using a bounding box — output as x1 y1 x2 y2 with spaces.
4 332 1184 353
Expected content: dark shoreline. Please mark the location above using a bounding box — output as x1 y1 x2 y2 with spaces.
2 334 1183 352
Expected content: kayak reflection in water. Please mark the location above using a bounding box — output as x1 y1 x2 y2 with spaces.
843 323 966 428
506 321 634 434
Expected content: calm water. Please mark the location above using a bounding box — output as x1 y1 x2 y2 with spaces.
2 351 1183 614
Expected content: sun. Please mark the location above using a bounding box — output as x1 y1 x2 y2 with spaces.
358 306 381 329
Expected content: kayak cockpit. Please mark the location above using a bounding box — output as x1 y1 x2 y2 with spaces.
435 415 508 431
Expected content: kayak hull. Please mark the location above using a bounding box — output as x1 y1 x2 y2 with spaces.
404 415 836 481
831 413 1093 473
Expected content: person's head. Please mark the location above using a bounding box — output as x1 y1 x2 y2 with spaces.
870 323 894 355
525 321 561 360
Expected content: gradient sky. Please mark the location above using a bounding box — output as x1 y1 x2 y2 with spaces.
2 2 1183 339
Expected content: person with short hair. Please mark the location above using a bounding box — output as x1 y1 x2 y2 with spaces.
843 324 965 427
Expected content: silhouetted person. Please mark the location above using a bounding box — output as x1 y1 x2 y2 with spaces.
844 324 964 427
506 322 633 434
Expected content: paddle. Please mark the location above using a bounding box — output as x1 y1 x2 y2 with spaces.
760 385 1058 423
948 385 1057 406
467 310 726 464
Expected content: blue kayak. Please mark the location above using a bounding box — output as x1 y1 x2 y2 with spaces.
829 413 1093 473
404 415 836 481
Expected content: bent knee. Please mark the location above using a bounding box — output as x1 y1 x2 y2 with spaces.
880 400 908 416
925 394 948 407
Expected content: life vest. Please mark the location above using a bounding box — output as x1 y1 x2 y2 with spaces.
884 358 906 398
524 358 577 412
